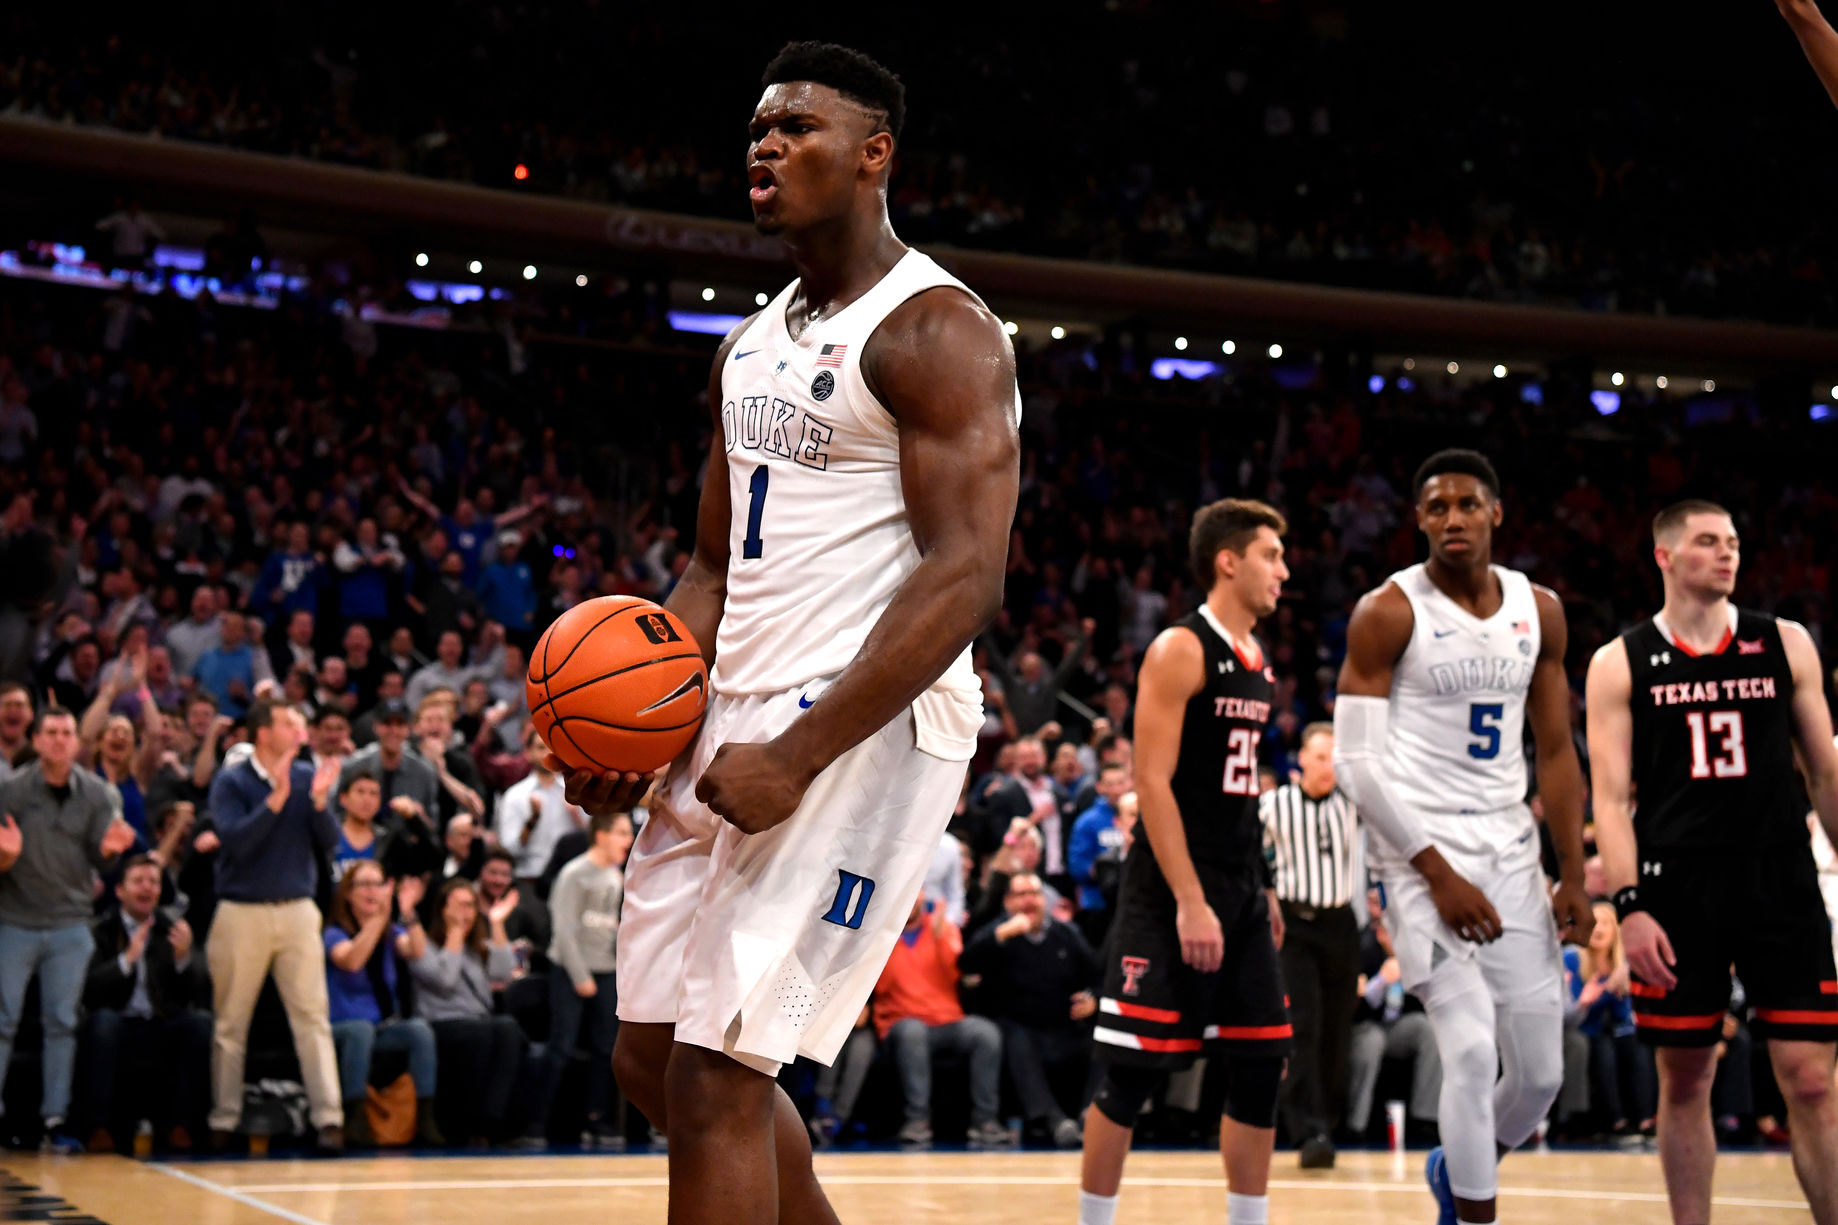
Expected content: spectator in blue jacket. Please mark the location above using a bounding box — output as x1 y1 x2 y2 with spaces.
255 522 325 624
204 698 345 1152
189 612 266 719
477 532 537 646
1563 902 1654 1138
332 519 403 629
1067 762 1132 941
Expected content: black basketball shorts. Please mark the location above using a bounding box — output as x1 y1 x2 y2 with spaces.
1093 853 1292 1068
1631 847 1838 1047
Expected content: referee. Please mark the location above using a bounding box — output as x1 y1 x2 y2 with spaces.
1260 721 1361 1169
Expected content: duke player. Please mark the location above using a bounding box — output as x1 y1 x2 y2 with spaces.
1333 450 1593 1225
555 44 1020 1225
1077 499 1292 1225
1587 500 1838 1225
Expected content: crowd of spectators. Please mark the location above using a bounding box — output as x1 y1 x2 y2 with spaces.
0 203 1834 1155
5 7 1838 323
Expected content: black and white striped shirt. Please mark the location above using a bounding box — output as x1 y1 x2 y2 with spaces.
1259 783 1359 909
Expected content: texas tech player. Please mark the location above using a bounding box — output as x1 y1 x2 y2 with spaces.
1588 499 1838 1225
1076 499 1290 1225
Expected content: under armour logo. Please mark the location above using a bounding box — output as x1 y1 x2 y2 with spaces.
1650 651 1671 667
1217 662 1226 674
1223 658 1236 672
1642 861 1663 877
1120 956 1150 996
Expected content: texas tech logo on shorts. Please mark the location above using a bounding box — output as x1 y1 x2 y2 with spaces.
1120 956 1150 996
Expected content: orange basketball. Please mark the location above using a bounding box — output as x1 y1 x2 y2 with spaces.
525 595 708 774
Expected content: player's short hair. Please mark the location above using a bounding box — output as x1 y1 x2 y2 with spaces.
1652 499 1732 546
1300 721 1334 750
1189 499 1287 587
29 706 76 736
762 42 906 143
1412 449 1500 501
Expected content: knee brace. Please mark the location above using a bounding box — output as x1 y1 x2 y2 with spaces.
1092 1063 1161 1128
1223 1056 1285 1130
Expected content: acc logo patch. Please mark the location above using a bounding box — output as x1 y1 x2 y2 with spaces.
811 370 835 401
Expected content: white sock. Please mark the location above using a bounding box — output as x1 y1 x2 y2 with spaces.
1226 1192 1268 1225
1077 1189 1119 1225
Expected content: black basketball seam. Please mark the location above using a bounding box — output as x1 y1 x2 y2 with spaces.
547 713 707 733
527 652 706 724
533 596 648 684
551 719 612 771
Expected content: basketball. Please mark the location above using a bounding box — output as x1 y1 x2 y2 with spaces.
525 595 708 774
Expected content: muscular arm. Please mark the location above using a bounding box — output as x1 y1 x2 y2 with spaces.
1132 627 1209 909
770 289 1019 784
662 320 748 670
1781 619 1838 846
1584 639 1638 894
1332 585 1434 867
1528 588 1588 886
1779 0 1838 109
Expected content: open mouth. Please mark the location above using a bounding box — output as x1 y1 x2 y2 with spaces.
748 163 778 204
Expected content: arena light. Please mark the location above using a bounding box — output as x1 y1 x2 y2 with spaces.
1590 390 1621 416
1174 336 1188 351
1830 383 1838 399
1004 320 1019 336
701 287 716 302
513 163 530 181
1150 358 1220 381
1051 326 1066 340
1610 371 1625 387
755 292 769 306
1396 376 1416 392
1492 364 1507 379
469 260 483 274
1367 375 1385 393
1813 404 1833 422
1267 343 1283 359
1222 340 1236 355
1446 361 1459 374
576 274 588 287
1403 357 1416 371
1656 375 1669 389
667 310 747 336
1702 379 1716 392
414 253 429 267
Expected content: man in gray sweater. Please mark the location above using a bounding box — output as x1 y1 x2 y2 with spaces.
522 810 631 1148
0 707 138 1152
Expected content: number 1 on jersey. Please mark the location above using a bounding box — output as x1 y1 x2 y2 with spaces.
743 464 768 559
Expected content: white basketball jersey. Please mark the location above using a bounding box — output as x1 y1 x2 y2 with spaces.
1370 563 1541 866
710 249 1012 759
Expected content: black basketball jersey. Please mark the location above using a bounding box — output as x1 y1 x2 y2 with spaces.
1622 609 1804 852
1141 607 1275 871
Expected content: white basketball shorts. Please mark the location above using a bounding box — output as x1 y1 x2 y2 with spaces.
617 678 974 1076
1376 808 1563 1013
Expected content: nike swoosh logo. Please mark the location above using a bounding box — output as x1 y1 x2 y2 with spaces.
798 693 815 708
733 349 761 361
1433 629 1457 638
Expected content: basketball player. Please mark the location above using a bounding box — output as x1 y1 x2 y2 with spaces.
1586 500 1838 1225
1076 499 1292 1225
1333 450 1593 1225
553 42 1019 1225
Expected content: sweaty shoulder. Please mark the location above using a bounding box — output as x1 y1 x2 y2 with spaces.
1348 582 1414 655
860 286 1016 423
1142 623 1206 699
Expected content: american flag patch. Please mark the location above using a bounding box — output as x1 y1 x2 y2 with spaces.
1737 638 1766 655
1511 620 1531 634
815 343 847 367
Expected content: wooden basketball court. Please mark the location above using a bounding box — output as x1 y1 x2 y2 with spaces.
0 1147 1812 1224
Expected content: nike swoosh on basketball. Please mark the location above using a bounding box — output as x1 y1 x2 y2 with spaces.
798 693 815 708
733 348 761 361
